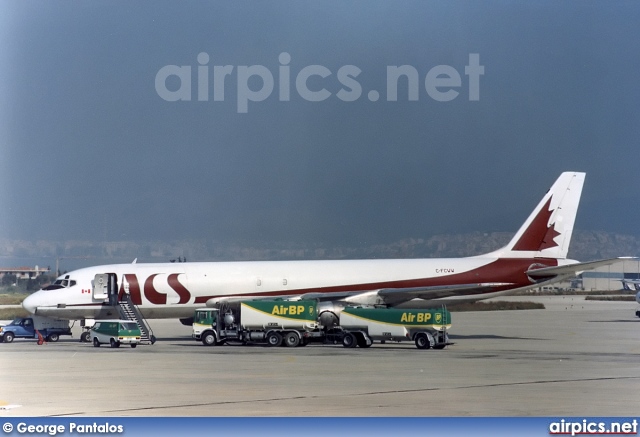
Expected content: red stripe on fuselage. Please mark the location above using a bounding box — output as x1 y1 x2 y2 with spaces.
193 258 558 304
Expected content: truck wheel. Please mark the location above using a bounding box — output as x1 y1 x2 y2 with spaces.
3 332 14 343
80 332 91 343
358 334 372 348
93 337 100 347
415 333 430 349
266 332 282 347
202 332 217 346
356 333 372 348
110 338 120 348
284 332 300 347
342 333 357 348
131 344 137 348
47 333 59 342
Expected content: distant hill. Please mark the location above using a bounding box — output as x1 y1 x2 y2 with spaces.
1 230 638 266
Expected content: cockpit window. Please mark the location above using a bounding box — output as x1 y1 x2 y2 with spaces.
42 278 75 291
42 284 64 290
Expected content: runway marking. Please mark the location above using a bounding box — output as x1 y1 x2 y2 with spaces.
0 402 22 410
48 375 640 416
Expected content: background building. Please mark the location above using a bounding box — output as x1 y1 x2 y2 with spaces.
581 259 640 291
0 266 50 281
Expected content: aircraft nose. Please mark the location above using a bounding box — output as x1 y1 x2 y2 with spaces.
22 293 38 314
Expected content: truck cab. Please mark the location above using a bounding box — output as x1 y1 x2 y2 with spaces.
192 308 220 345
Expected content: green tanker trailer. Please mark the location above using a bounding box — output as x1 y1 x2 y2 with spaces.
192 300 451 350
336 307 451 349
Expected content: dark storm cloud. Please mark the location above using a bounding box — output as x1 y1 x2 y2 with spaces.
1 1 639 247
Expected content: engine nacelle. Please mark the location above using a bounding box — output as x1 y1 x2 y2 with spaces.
179 317 194 326
317 301 349 328
223 312 235 326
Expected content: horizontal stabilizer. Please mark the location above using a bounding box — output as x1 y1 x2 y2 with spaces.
526 257 636 279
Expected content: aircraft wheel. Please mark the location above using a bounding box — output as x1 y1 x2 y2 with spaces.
80 331 91 342
93 337 100 347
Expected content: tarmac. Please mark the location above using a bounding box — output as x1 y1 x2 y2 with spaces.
0 295 639 417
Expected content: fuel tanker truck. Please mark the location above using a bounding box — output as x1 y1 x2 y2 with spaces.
192 300 451 349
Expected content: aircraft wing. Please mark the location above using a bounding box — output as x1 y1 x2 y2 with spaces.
207 283 511 308
526 257 636 279
340 283 511 306
379 283 510 301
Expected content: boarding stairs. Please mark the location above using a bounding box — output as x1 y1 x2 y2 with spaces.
117 294 156 344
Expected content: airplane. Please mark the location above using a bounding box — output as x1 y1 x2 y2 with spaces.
618 278 640 292
22 172 625 326
620 278 640 318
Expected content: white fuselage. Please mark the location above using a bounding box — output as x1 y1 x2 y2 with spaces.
22 255 550 320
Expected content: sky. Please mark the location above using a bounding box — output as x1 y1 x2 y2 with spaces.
1 1 639 249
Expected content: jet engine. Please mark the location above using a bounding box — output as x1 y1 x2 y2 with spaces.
179 317 194 326
317 301 349 328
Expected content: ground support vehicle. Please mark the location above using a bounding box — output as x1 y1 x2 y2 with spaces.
0 316 72 343
335 307 452 349
193 300 320 347
194 300 452 349
90 319 142 348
